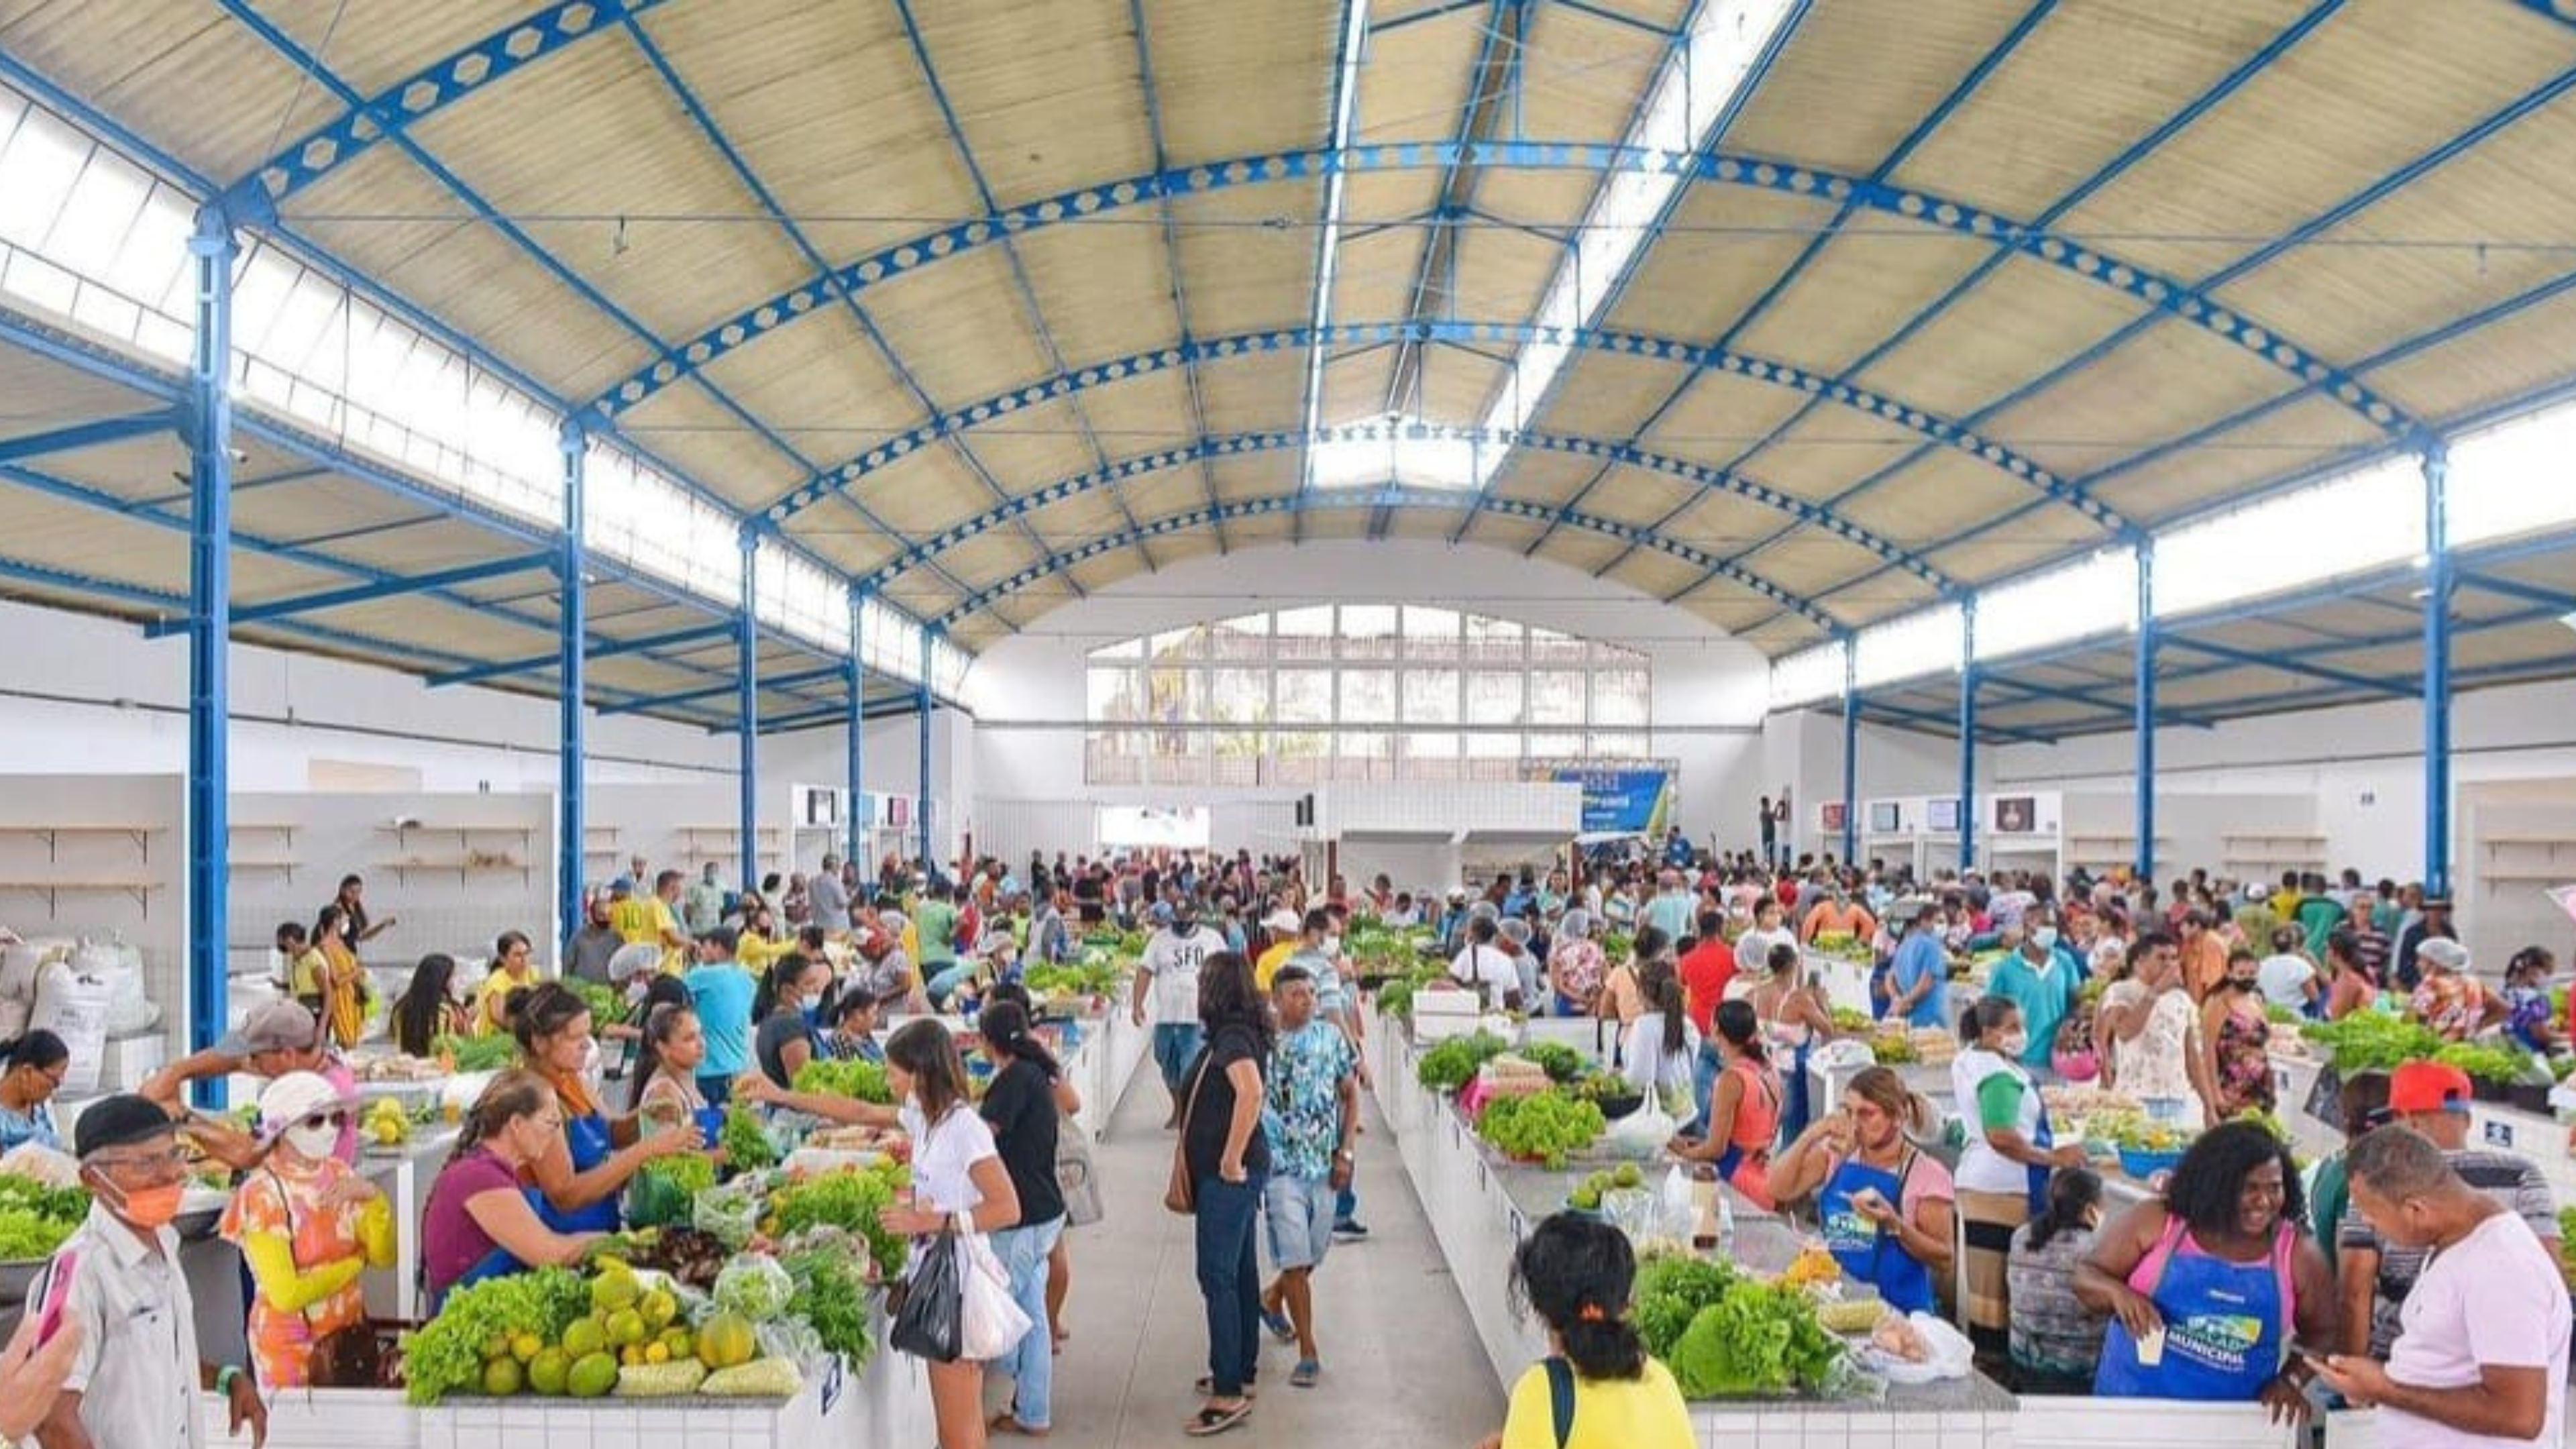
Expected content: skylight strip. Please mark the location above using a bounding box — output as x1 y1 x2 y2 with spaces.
1475 0 1800 481
1295 0 1373 490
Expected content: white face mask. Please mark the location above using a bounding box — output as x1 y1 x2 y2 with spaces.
1323 935 1342 955
2032 928 2059 951
1998 1031 2030 1058
284 1122 340 1160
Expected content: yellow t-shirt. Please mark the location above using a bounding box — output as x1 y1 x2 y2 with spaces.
288 948 326 999
1254 939 1297 991
1501 1358 1693 1449
474 969 527 1036
739 931 794 974
610 896 655 945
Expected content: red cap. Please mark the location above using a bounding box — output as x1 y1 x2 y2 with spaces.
2388 1061 2473 1116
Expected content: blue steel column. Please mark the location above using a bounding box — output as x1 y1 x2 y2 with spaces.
1958 604 1978 874
738 531 759 890
556 422 586 945
2135 540 2157 883
917 629 934 872
1839 641 1859 865
846 590 866 869
184 207 237 1108
2422 443 2453 899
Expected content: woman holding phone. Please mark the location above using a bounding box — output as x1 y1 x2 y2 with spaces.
1768 1067 1955 1314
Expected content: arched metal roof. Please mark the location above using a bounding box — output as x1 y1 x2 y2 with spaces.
6 0 2576 716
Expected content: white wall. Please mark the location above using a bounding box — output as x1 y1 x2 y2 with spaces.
1988 676 2576 884
1762 710 1979 863
951 541 1772 863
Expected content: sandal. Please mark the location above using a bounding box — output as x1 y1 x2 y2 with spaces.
1193 1377 1257 1399
1260 1309 1294 1343
987 1410 1051 1437
1184 1401 1252 1437
1290 1359 1320 1388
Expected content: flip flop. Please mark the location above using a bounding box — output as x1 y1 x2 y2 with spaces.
987 1410 1051 1437
1291 1360 1321 1388
1260 1309 1294 1343
1193 1377 1257 1399
1184 1402 1252 1438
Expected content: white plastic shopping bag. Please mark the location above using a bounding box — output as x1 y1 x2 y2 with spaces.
959 1232 1034 1361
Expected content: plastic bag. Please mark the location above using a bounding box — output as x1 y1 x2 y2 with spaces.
692 1179 763 1251
891 1232 965 1362
1858 1312 1974 1383
1603 1104 1678 1159
714 1255 796 1321
957 1232 1032 1361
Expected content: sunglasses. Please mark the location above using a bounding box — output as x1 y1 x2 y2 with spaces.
298 1110 350 1132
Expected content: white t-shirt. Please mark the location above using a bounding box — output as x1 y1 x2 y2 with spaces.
1621 1012 1701 1099
900 1100 998 1221
2383 1209 2571 1449
1143 926 1225 1023
1449 943 1519 1003
2255 953 2316 1010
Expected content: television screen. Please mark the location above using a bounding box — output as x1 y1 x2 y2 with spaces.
1820 802 1847 833
804 788 840 826
1994 796 2036 835
1927 798 1961 833
1868 802 1901 833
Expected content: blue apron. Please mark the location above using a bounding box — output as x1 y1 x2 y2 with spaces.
537 1108 622 1234
1774 1032 1814 1146
1819 1149 1935 1314
2094 1222 2293 1400
2021 1107 2057 1220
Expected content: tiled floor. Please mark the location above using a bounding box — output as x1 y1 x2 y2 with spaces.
1008 1070 1506 1449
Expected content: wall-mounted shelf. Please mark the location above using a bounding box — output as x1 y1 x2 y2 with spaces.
0 880 164 916
2477 836 2576 889
379 858 533 884
0 824 163 861
2481 870 2576 885
228 859 301 877
375 824 537 849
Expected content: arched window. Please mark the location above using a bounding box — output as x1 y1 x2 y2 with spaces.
1083 607 1652 786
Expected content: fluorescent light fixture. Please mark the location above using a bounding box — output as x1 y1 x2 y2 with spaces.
1474 0 1798 481
1296 0 1373 490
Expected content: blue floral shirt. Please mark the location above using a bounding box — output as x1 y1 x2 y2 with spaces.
1263 1020 1356 1182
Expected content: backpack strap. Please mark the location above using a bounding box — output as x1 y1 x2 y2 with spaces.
1543 1355 1576 1449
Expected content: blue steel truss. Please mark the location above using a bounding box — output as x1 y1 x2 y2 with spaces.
0 412 175 465
581 142 2418 440
756 321 2122 539
1125 0 1228 553
138 552 553 638
930 487 1836 632
849 426 1935 608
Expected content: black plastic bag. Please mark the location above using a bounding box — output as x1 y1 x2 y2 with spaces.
890 1230 965 1363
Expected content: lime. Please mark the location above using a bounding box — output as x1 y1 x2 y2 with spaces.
562 1318 608 1359
482 1356 523 1396
527 1347 571 1396
567 1350 619 1399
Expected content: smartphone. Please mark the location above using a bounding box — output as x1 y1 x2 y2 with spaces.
32 1249 76 1347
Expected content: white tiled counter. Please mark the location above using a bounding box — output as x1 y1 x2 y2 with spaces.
1063 1001 1149 1143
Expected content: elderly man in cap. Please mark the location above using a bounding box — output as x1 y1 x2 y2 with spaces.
1252 908 1303 991
563 886 623 985
2337 1060 2558 1362
2408 937 2492 1041
140 1000 357 1171
35 1094 266 1449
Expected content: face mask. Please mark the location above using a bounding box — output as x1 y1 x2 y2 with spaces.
98 1177 184 1230
2032 928 2059 951
285 1122 341 1160
1998 1031 2030 1058
1323 935 1342 955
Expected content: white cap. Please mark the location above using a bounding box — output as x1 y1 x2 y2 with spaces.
256 1071 350 1141
1263 908 1301 934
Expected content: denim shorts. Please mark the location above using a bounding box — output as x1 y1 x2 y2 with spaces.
1263 1173 1336 1272
1152 1022 1203 1089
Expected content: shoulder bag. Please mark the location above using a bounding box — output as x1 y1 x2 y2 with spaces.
269 1169 385 1388
1163 1051 1214 1216
1056 1106 1106 1226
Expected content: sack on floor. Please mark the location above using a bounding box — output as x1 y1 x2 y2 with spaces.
1057 1120 1106 1227
959 1232 1033 1362
891 1232 965 1363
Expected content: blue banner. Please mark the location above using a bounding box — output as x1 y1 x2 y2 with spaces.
1549 767 1674 835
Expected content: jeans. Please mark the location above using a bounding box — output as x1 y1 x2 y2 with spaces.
1153 1022 1205 1092
1195 1172 1265 1396
989 1216 1065 1427
1684 1038 1723 1137
925 961 977 1008
1335 1181 1359 1224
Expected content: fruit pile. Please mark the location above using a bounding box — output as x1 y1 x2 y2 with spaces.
408 1259 809 1403
1566 1162 1645 1210
363 1097 413 1148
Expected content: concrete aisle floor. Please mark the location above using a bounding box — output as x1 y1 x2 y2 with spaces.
1012 1067 1505 1449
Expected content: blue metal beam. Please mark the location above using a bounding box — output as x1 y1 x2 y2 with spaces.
1840 643 1859 864
1959 604 1979 871
2136 539 2157 881
2153 637 2415 700
1292 0 1370 547
218 0 677 211
424 622 734 688
738 529 759 890
2457 570 2576 616
1125 0 1228 555
757 321 2112 536
1379 0 1513 431
184 207 234 1108
846 590 867 868
0 411 172 465
600 663 850 718
760 690 928 739
140 551 552 637
932 487 1837 633
1858 697 2056 749
557 421 588 945
2422 445 2454 898
917 629 934 869
851 427 1890 612
583 142 2414 439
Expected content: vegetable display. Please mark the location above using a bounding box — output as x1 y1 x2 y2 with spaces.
1631 1252 1842 1399
400 1266 592 1404
791 1057 894 1104
570 979 629 1028
767 1164 911 1279
2434 1041 2543 1084
0 1175 87 1260
720 1106 780 1173
1521 1040 1589 1083
627 1156 717 1228
2300 1014 2440 1072
1417 1031 1512 1092
782 1236 878 1368
435 1032 519 1073
1475 1090 1605 1170
1022 960 1124 997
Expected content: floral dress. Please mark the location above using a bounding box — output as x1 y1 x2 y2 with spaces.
1549 938 1606 1008
2411 975 2489 1041
2212 1004 2273 1116
221 1158 395 1387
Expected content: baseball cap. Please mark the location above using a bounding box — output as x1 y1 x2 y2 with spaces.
1262 908 1301 934
218 999 323 1057
74 1092 178 1159
255 1071 352 1140
609 876 634 896
2388 1060 2473 1116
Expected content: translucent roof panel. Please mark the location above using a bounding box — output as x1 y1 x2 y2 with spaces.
2153 457 2423 621
1854 602 1964 690
1973 547 2139 663
2450 403 2576 550
1769 641 1847 710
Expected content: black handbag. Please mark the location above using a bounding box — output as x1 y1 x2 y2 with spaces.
890 1230 965 1363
